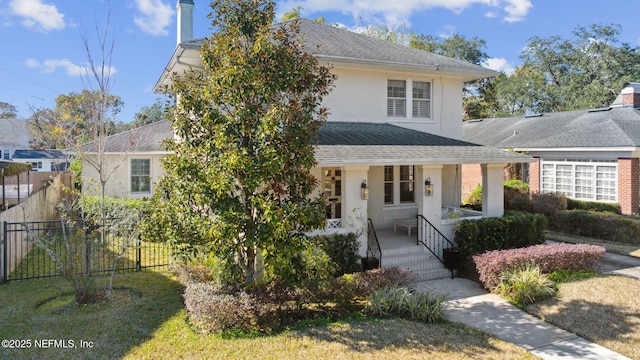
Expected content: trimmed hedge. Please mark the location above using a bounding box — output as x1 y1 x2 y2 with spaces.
455 211 547 256
549 210 640 245
566 198 620 214
473 243 605 290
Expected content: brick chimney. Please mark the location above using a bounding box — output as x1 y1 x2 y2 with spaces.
620 82 640 108
177 0 194 46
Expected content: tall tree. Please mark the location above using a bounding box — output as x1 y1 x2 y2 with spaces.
410 33 488 65
0 102 18 119
155 0 335 286
131 99 167 128
499 23 640 114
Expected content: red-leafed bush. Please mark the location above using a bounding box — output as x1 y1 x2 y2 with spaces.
472 243 605 290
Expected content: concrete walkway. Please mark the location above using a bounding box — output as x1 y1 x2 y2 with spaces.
412 250 640 360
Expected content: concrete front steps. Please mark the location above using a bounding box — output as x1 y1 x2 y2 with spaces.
381 244 452 281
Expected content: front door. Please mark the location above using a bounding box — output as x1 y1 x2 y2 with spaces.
322 168 342 228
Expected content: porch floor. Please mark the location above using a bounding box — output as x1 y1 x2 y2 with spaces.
375 228 418 250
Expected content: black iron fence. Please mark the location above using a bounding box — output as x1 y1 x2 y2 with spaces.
1 219 170 282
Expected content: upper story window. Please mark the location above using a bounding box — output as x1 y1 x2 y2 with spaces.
387 80 406 117
387 79 432 120
131 158 151 194
412 81 431 118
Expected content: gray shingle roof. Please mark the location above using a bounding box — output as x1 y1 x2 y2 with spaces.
12 149 67 159
0 119 30 143
82 120 172 153
463 107 640 149
289 19 497 79
90 120 529 165
318 122 478 146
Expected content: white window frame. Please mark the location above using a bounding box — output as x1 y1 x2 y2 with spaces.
1 148 10 160
412 81 432 119
387 80 406 117
540 159 617 202
131 158 152 194
387 79 433 121
384 165 415 207
31 161 43 171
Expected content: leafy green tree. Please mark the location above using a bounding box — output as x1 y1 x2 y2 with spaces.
156 0 335 286
500 24 640 114
0 102 18 119
410 33 488 65
131 99 167 128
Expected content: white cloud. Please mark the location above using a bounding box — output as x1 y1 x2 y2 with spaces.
503 0 532 23
9 0 65 32
25 58 118 77
134 0 174 36
277 0 532 25
482 57 515 75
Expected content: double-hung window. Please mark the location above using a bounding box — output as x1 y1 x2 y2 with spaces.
387 80 406 117
412 81 431 118
384 165 415 205
131 159 151 193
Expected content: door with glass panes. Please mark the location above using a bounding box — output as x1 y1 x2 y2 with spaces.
322 168 342 228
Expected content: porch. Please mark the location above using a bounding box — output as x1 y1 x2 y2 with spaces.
367 225 453 281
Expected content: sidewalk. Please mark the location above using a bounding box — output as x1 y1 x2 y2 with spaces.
413 277 632 360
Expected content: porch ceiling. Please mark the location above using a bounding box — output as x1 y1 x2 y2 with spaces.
314 145 533 166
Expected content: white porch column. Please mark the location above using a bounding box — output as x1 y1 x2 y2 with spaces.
342 165 370 257
481 163 505 217
419 165 443 225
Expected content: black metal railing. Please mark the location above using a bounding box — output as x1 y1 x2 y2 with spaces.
366 218 382 268
416 214 456 278
2 219 170 282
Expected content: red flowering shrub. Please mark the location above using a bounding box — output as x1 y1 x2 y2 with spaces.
473 243 605 290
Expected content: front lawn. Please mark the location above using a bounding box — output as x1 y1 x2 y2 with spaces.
0 271 535 360
526 273 640 360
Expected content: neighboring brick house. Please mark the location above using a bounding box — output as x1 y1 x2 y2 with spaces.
463 82 640 215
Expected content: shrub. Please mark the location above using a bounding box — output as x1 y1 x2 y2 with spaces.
549 210 640 245
504 180 531 212
493 264 555 307
531 192 567 216
566 198 620 213
183 282 260 334
504 179 530 192
366 286 445 323
318 233 361 276
455 211 547 256
473 243 605 290
463 184 482 209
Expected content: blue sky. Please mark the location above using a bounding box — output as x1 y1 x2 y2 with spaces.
1 0 640 123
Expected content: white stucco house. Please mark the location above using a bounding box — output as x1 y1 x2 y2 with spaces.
82 0 531 279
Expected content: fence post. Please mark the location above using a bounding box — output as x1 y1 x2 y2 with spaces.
85 224 91 277
2 221 7 283
136 234 142 272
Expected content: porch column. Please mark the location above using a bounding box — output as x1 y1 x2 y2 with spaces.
419 165 443 224
481 163 505 217
342 165 369 257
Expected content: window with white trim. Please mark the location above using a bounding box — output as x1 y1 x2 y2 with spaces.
1 148 10 159
31 162 42 170
387 80 406 117
541 159 617 202
384 165 415 205
412 81 431 118
131 159 151 193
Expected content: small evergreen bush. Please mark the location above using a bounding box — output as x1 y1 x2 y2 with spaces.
549 210 640 245
493 264 555 307
463 184 483 209
455 211 547 256
531 192 567 216
566 198 620 213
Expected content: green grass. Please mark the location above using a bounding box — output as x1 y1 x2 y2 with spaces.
526 273 640 360
0 270 535 360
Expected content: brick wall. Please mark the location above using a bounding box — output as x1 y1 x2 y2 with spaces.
618 158 640 215
529 158 540 193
